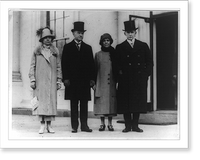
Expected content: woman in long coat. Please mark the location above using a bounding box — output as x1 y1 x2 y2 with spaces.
29 27 62 134
94 33 117 131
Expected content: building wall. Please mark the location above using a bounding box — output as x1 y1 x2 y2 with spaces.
11 10 152 111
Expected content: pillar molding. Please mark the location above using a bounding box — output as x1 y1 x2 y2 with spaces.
12 11 22 82
12 71 22 82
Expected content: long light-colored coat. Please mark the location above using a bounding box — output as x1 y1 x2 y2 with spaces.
29 44 62 116
94 51 117 116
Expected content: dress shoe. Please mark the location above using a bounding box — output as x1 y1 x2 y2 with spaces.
99 124 106 131
122 127 131 133
107 125 114 131
132 127 143 133
71 129 77 133
81 127 92 132
47 126 55 134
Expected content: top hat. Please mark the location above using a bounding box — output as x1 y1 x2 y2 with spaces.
71 21 86 32
99 33 113 46
123 20 138 31
39 28 55 42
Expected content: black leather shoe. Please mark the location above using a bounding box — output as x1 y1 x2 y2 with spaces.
99 124 106 131
107 125 114 131
71 129 77 133
81 127 92 132
132 127 143 133
122 127 131 133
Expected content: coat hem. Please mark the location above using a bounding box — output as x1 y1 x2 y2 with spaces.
117 111 147 114
94 114 117 117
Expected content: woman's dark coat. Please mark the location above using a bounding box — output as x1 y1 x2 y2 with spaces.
116 39 153 113
61 40 96 100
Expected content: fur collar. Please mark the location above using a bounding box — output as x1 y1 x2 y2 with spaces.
34 44 59 56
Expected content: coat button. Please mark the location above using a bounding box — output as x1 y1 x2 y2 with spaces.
129 63 131 65
127 55 130 57
138 63 140 65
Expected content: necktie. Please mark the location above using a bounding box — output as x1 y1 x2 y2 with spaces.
76 43 81 51
130 42 134 48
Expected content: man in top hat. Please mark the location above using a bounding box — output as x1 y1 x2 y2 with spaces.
61 21 96 133
115 20 153 133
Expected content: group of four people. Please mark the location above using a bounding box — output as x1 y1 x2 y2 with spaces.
29 20 153 134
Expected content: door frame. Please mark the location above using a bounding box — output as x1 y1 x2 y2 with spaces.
129 13 154 111
153 12 178 110
129 11 178 111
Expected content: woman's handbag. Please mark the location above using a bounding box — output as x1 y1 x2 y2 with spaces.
31 96 39 111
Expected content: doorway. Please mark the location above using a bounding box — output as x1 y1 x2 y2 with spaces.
156 12 178 110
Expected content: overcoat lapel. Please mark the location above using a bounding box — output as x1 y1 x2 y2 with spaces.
132 39 142 52
72 40 85 52
123 39 141 53
72 40 79 52
124 40 133 50
79 41 86 52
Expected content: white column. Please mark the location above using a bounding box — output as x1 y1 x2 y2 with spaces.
11 11 23 108
18 11 41 108
12 11 21 82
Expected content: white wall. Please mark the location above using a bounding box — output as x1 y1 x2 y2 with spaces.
79 10 118 53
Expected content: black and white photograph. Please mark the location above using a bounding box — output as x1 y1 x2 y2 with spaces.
1 1 189 150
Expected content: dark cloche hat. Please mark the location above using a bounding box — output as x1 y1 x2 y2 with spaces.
71 21 86 32
99 33 113 46
123 20 138 31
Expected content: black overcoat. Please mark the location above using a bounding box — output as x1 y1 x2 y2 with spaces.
116 39 153 113
61 40 96 100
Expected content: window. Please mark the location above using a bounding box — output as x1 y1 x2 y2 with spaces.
46 11 70 55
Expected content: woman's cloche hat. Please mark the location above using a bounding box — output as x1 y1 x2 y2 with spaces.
71 21 86 32
123 20 138 31
99 33 113 46
36 27 55 42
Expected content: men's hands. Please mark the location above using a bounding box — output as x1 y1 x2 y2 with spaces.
30 81 36 90
64 79 70 87
90 80 96 90
57 83 61 90
64 79 96 90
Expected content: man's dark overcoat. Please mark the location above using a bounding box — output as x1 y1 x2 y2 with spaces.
116 39 153 114
61 40 95 100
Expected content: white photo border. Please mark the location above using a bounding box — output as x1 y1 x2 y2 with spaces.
0 1 188 148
